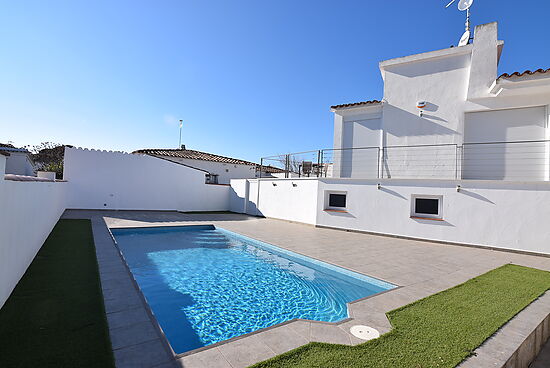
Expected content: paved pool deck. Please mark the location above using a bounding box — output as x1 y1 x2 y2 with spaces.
61 210 550 368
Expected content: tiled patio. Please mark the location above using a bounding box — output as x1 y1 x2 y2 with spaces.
61 210 550 368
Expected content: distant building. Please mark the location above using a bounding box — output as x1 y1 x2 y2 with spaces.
133 147 257 185
256 164 289 178
0 144 35 176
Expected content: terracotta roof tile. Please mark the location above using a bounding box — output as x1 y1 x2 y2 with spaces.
133 148 256 166
330 99 381 109
498 68 550 79
257 165 286 173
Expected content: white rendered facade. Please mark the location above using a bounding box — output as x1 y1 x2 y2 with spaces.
331 22 550 181
230 22 550 255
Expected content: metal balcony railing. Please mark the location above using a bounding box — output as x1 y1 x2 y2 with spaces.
259 140 550 182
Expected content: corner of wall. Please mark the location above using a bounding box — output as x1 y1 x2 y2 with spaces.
333 114 344 150
0 155 6 180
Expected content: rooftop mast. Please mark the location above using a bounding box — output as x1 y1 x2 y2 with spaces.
445 0 474 46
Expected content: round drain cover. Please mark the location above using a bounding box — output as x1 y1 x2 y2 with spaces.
350 325 380 341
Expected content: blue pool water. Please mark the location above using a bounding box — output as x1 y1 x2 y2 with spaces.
111 225 395 354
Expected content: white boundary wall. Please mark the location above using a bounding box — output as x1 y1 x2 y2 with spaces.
231 177 550 254
64 148 230 211
0 155 67 308
230 178 319 225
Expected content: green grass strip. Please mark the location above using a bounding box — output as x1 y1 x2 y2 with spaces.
0 219 115 368
252 264 550 368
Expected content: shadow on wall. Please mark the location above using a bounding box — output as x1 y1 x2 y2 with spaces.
458 189 495 204
229 187 264 218
411 217 454 227
462 109 539 181
324 210 356 219
382 104 457 138
421 103 448 123
381 105 460 180
384 55 470 78
379 186 407 200
244 199 263 218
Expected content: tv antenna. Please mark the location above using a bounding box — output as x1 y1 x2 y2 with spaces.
445 0 474 46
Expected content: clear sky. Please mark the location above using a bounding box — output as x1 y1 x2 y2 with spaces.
1 0 548 163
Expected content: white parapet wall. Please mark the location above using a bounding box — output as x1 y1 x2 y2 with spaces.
230 176 550 254
64 147 230 211
230 178 320 225
0 155 67 308
316 178 550 254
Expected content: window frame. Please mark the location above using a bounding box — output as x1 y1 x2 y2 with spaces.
205 173 219 184
325 191 348 211
410 194 443 220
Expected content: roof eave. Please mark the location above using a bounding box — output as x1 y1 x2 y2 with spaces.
492 73 550 95
379 43 473 70
133 149 257 167
330 102 382 113
330 100 382 111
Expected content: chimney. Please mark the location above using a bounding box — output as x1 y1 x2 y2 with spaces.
180 144 186 150
467 22 500 99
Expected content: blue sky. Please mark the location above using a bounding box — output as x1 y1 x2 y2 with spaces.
1 0 548 163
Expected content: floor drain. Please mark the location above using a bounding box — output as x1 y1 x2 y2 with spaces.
350 325 380 340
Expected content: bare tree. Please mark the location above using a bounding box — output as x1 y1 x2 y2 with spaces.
26 142 73 179
273 154 302 174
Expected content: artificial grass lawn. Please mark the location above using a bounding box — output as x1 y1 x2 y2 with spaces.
0 219 115 368
252 264 550 368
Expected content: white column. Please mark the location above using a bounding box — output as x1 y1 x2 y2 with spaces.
546 105 550 181
332 114 344 178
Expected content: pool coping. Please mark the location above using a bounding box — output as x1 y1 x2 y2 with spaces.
63 210 550 368
105 225 179 359
106 223 403 359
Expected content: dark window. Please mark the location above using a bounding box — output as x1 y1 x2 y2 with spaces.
205 174 219 184
415 198 439 215
329 193 346 208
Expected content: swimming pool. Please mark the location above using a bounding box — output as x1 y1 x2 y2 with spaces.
111 225 395 354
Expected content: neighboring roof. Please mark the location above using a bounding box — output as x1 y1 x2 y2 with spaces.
330 100 381 109
0 147 30 153
498 68 550 79
0 143 29 157
133 148 257 166
257 165 286 173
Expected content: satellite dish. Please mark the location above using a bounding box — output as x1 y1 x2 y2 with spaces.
445 0 473 46
458 0 473 11
458 30 470 46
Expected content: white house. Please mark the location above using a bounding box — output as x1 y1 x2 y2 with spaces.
2 19 550 315
230 22 550 255
0 144 35 176
133 147 257 185
330 22 549 181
